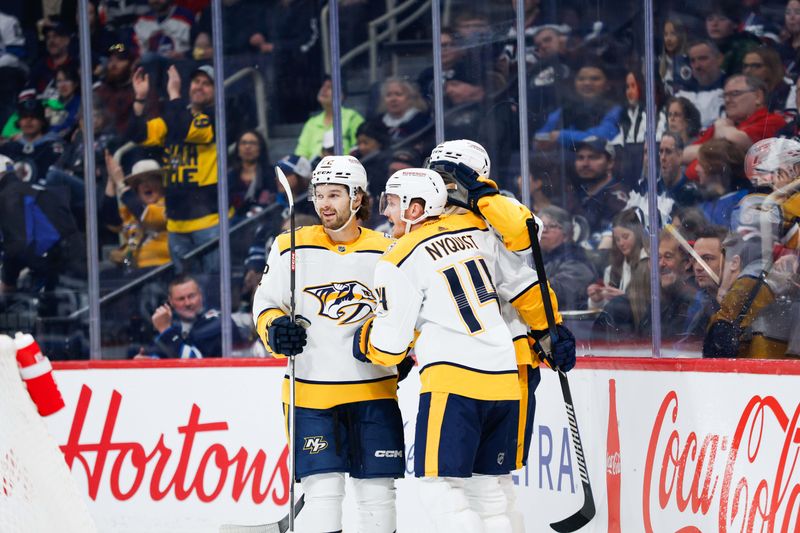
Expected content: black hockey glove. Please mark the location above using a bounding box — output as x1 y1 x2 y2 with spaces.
702 320 741 358
267 316 307 357
428 160 498 212
530 324 576 372
397 355 415 382
352 317 374 363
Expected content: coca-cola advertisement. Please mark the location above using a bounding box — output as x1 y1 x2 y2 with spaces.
42 358 800 532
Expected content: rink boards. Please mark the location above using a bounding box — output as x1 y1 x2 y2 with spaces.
46 357 800 533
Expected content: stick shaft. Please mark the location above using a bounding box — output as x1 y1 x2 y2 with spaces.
288 205 296 531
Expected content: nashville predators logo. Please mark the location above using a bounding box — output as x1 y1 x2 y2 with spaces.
304 281 376 325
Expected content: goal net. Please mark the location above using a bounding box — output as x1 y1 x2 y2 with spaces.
0 334 97 533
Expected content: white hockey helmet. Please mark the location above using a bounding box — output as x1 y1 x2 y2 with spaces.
311 155 368 199
428 139 491 177
744 137 800 188
383 168 447 234
310 155 369 232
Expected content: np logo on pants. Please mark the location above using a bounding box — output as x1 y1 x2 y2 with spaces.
303 436 329 454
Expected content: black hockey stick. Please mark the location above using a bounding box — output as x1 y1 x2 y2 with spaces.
219 494 306 533
526 218 596 532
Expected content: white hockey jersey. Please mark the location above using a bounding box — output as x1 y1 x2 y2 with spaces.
365 212 552 401
253 225 397 409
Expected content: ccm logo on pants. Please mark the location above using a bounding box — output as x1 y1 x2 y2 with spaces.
375 450 403 458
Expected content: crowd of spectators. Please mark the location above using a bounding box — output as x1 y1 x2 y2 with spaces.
1 0 800 359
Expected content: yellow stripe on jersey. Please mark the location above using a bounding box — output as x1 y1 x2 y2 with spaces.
515 365 529 469
281 375 398 409
256 308 287 357
367 342 408 366
142 117 168 146
276 225 392 256
166 211 220 233
513 334 537 367
509 281 562 330
424 392 449 476
419 363 521 401
476 195 535 253
381 212 489 267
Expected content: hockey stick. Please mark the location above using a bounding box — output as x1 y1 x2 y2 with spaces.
276 166 298 532
219 495 306 533
526 218 596 532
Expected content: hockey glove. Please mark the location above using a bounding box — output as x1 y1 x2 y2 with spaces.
702 320 741 358
428 160 498 212
530 324 576 372
352 317 375 363
397 355 415 382
267 316 307 357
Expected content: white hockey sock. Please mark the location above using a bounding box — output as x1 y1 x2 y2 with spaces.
498 473 525 533
418 477 485 533
351 477 397 533
464 475 513 533
295 472 346 533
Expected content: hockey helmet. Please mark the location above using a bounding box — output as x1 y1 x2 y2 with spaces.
311 155 368 200
745 138 800 189
428 139 491 177
382 168 447 233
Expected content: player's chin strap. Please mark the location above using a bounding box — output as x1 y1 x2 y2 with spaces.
399 210 429 235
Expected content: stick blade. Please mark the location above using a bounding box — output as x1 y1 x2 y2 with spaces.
275 166 295 208
219 495 305 533
549 486 595 532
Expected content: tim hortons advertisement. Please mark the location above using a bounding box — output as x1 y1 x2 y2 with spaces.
45 358 800 532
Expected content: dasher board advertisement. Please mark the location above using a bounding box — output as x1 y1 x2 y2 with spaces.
45 358 800 532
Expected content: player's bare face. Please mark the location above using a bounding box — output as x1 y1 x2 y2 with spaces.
382 194 405 238
315 184 353 230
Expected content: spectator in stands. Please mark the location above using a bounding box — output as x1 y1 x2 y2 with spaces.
85 0 119 72
656 228 697 340
742 47 794 112
134 0 194 60
683 225 728 341
564 136 629 247
696 139 752 228
741 0 780 40
705 1 761 76
129 64 221 274
498 0 555 76
94 43 146 136
779 0 800 78
29 21 75 98
588 208 649 311
352 120 391 196
102 153 170 272
0 10 27 128
525 25 572 131
779 76 800 138
295 78 364 161
48 65 81 138
676 40 726 128
443 64 490 141
658 132 702 209
539 205 597 310
659 19 692 96
0 155 83 295
417 27 465 102
104 0 150 31
147 274 244 358
703 233 777 357
387 147 423 175
228 130 274 224
663 96 702 145
0 97 65 185
683 75 787 181
535 59 622 150
373 77 430 143
618 70 646 146
274 154 316 217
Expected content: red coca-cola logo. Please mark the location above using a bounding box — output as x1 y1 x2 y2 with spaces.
60 385 290 504
642 390 800 532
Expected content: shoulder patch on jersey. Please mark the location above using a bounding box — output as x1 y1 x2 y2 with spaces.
304 281 376 325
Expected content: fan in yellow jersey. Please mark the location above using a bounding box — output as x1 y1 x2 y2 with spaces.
427 139 578 532
353 168 568 532
252 156 407 533
129 64 222 273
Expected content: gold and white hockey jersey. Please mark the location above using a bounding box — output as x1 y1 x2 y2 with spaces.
364 211 556 401
253 225 397 409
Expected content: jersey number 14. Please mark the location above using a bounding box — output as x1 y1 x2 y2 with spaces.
440 258 499 334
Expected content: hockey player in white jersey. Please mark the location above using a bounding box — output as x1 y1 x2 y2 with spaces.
252 155 407 533
353 168 567 532
427 139 578 532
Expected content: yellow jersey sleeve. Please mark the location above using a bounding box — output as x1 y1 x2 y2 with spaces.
476 195 535 253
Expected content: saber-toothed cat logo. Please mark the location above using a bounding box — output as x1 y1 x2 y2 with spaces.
304 281 376 325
